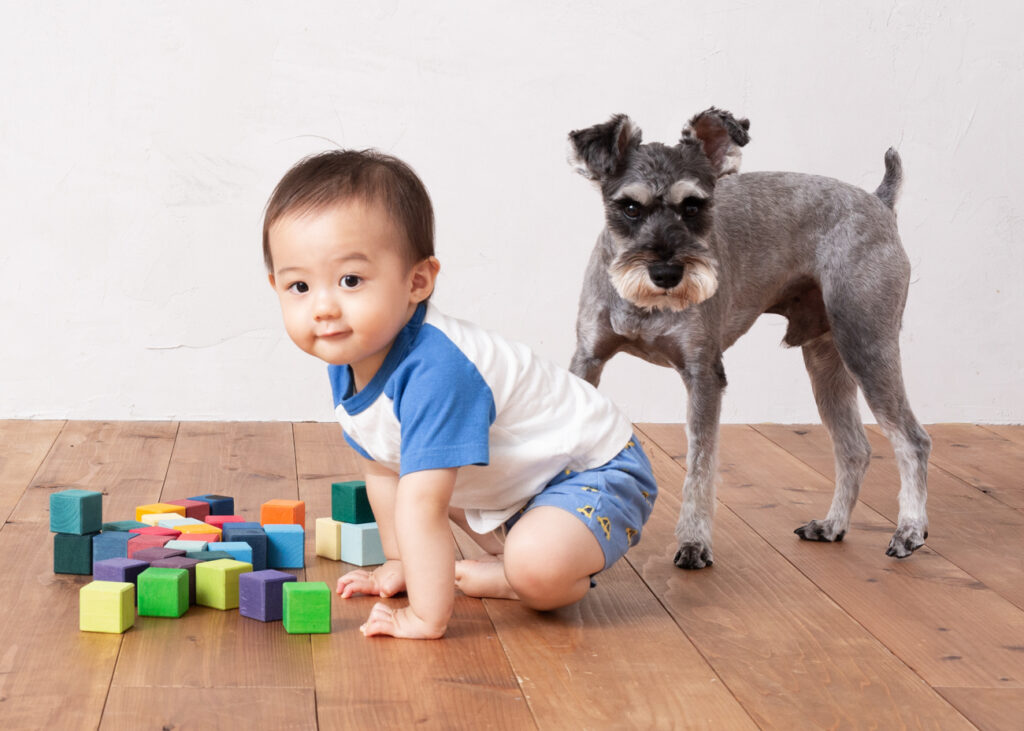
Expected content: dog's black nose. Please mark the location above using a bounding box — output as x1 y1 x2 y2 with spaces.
649 263 684 289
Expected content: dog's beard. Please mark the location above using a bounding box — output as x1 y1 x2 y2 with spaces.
608 257 719 312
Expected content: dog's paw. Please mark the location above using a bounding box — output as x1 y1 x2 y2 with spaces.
794 519 846 543
885 525 927 558
674 542 713 570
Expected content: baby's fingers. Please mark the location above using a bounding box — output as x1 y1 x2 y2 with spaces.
336 570 376 598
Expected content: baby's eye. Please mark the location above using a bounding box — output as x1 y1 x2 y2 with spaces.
287 281 309 294
340 275 362 289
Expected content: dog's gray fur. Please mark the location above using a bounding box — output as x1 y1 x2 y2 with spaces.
568 109 930 569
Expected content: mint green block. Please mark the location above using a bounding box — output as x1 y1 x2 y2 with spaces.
282 582 331 634
137 567 189 618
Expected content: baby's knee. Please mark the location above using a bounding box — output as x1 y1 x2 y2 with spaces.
503 549 589 611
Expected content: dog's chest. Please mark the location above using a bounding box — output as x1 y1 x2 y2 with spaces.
609 307 688 366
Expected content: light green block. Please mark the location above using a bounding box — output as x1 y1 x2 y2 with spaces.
138 567 189 618
80 580 135 633
195 558 252 609
282 581 331 634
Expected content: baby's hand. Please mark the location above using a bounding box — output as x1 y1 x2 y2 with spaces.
360 602 447 640
336 559 405 599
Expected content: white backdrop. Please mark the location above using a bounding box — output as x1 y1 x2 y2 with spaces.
1 1 1021 423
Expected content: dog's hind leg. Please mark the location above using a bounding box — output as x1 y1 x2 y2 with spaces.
794 333 872 543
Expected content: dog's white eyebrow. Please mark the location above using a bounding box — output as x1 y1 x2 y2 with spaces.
612 183 655 205
667 179 710 204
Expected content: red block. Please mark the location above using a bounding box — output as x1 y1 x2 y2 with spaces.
129 526 182 538
167 499 211 521
127 534 171 558
205 515 244 529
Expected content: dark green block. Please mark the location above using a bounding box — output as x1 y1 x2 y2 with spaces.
282 581 331 634
54 532 98 574
102 520 148 532
138 567 189 618
331 481 373 524
185 550 235 562
50 489 103 535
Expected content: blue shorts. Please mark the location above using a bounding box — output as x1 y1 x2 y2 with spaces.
504 437 658 572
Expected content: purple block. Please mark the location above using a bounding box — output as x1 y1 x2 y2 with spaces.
131 547 186 563
150 557 203 605
93 557 149 587
239 569 297 622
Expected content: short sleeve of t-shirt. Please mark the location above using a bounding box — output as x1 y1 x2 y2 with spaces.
387 325 496 476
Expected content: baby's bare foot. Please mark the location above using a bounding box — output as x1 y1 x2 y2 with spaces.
455 558 519 600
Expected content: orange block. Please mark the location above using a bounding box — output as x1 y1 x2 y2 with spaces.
260 499 305 527
178 523 222 542
135 503 187 523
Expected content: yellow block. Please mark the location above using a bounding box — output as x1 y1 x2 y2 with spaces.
195 558 252 610
140 512 183 526
178 523 222 537
315 517 343 560
135 503 186 522
80 581 135 633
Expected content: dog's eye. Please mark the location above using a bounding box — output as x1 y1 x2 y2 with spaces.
622 201 643 220
681 197 704 217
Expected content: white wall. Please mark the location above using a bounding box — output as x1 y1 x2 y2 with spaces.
1 1 1021 423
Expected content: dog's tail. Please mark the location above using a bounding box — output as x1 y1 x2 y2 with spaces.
874 148 903 210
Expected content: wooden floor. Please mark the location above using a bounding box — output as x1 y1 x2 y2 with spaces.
1 421 1023 730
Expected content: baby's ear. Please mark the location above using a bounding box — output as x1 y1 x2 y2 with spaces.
411 256 441 302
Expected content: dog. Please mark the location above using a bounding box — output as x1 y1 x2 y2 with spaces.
567 108 931 569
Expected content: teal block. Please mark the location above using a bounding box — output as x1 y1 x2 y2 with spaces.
54 532 98 574
102 520 147 532
50 489 103 535
331 481 373 524
341 522 385 567
265 524 304 569
137 567 189 618
208 541 254 564
186 550 235 561
282 581 330 633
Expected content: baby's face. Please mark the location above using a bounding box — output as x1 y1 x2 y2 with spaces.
267 200 423 390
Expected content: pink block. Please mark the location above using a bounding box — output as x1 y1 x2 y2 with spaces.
129 526 182 539
205 515 245 529
127 534 171 557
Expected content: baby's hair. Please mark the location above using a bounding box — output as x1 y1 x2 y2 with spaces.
263 149 435 272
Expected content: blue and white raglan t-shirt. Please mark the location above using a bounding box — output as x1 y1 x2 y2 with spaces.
328 303 635 535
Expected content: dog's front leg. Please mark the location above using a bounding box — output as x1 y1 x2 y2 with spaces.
674 359 726 569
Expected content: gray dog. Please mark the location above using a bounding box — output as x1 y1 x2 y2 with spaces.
567 108 930 569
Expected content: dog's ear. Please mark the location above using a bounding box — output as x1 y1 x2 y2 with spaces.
681 107 750 177
568 115 642 181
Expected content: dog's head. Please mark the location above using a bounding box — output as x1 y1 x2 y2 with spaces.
569 108 750 312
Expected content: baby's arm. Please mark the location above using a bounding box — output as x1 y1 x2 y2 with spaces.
360 467 457 639
337 456 405 598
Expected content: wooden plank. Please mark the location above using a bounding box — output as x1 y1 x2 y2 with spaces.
923 424 1024 509
675 424 1024 689
100 687 317 730
982 425 1024 447
632 424 974 729
293 422 536 730
109 421 313 692
936 688 1024 731
754 424 1024 610
0 420 63 529
0 422 178 729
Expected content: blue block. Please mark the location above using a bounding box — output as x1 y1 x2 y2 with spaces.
157 517 206 529
93 532 137 563
187 494 234 515
341 522 386 567
209 541 254 564
223 525 268 571
265 524 304 569
239 569 297 622
50 489 103 535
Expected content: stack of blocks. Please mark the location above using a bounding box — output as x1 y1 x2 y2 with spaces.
51 489 104 575
316 481 385 566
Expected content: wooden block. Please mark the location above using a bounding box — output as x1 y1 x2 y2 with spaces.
139 512 184 527
102 520 148 532
186 550 236 561
260 499 306 527
92 557 149 587
195 558 253 610
126 533 171 558
208 541 254 565
80 580 135 633
173 531 219 543
239 569 297 622
205 515 244 529
331 481 373 524
50 488 103 535
149 557 202 604
134 503 186 522
54 532 98 574
315 517 343 560
166 498 210 521
164 539 208 553
282 581 331 634
129 525 181 538
138 567 189 618
187 494 234 515
340 522 385 567
178 523 222 539
222 521 262 536
93 531 137 563
223 525 268 571
156 517 206 529
265 524 304 569
131 547 186 563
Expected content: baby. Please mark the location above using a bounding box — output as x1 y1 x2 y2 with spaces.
263 149 657 639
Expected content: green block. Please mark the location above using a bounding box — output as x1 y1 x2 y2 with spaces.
282 581 331 634
195 558 252 610
331 481 373 524
50 488 103 535
54 532 97 574
80 581 135 633
138 567 189 618
102 520 148 532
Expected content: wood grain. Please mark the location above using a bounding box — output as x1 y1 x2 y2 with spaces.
0 420 63 528
923 424 1024 509
100 687 318 730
